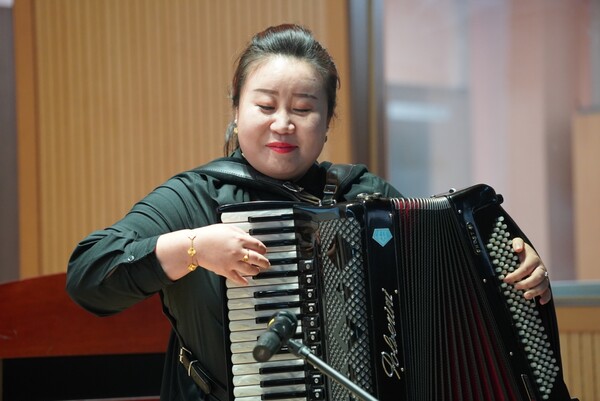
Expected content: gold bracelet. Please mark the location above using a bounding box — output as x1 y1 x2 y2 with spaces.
187 236 198 272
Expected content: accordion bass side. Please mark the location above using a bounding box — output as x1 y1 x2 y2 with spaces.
218 184 575 401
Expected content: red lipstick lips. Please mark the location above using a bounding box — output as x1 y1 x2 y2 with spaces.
267 142 297 154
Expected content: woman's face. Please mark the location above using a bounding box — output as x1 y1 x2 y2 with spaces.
236 56 329 181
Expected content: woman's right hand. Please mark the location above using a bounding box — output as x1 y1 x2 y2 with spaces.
156 224 270 285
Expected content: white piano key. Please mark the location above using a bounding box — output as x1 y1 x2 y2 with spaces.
229 307 301 322
229 319 266 332
267 250 297 259
234 384 307 397
226 275 298 289
235 396 306 401
230 325 302 343
267 244 297 253
253 232 296 243
231 328 265 343
262 263 298 272
228 309 275 322
230 340 260 354
230 333 304 354
229 309 301 331
232 370 306 386
265 248 297 260
227 305 300 320
231 350 299 365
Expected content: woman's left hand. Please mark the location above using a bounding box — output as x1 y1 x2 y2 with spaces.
503 237 552 305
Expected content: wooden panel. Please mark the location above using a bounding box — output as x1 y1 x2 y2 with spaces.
573 112 600 280
0 273 170 358
14 0 351 278
557 305 600 401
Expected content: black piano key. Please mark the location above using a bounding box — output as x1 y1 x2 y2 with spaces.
261 377 305 388
276 345 290 355
254 301 302 311
259 364 305 375
262 391 307 400
255 270 299 279
249 226 296 235
254 315 301 324
254 289 301 298
268 257 299 266
263 239 297 248
248 213 294 223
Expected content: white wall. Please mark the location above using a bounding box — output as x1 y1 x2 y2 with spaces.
383 0 593 280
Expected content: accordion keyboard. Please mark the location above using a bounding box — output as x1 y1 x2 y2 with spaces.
220 207 323 401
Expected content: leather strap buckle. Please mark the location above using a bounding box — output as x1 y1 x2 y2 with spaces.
179 347 212 395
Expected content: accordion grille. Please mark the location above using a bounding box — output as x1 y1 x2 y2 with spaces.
319 217 373 400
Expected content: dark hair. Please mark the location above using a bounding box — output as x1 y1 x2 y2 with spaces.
224 24 340 155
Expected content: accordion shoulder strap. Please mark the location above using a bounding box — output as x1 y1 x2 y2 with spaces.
193 158 320 204
321 163 366 205
193 158 364 205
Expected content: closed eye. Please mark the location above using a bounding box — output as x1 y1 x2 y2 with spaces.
258 105 274 111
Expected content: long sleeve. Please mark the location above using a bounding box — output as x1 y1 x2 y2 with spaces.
65 171 221 316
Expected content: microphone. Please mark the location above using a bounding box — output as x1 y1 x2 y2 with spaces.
253 310 298 362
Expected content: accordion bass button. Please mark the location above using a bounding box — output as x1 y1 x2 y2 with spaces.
310 373 324 385
309 387 325 400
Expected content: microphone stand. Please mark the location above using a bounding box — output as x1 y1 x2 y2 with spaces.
285 338 379 401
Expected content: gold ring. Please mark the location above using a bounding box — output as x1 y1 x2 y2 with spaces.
242 250 250 263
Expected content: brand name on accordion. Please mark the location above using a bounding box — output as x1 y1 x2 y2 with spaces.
381 288 402 380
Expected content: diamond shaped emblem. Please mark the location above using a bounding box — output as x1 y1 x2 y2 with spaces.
372 228 392 247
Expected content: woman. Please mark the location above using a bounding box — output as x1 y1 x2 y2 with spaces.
66 24 552 400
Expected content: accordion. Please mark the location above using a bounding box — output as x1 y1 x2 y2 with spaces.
218 184 575 401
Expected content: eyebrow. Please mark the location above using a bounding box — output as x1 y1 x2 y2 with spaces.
253 88 319 100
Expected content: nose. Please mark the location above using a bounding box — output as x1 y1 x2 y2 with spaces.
270 110 295 134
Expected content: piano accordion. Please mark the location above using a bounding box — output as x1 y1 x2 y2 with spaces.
218 184 574 401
